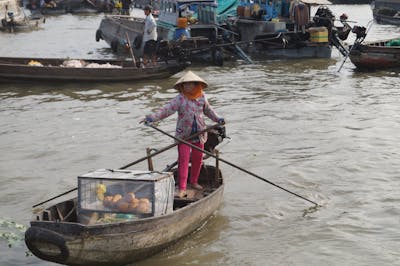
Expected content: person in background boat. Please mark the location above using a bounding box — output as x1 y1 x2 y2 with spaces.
120 0 131 15
142 71 225 198
142 5 158 66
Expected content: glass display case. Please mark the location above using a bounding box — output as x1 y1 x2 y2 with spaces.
77 169 174 224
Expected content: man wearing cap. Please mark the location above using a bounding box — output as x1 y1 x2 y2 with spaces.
142 5 158 66
143 71 225 198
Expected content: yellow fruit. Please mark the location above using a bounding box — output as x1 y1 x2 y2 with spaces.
97 192 104 201
96 184 106 194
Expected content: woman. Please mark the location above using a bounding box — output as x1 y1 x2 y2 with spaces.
143 71 225 198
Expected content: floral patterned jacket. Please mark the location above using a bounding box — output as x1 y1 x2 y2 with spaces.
147 93 221 143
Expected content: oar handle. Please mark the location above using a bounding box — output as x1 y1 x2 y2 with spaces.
32 187 77 208
148 124 319 207
119 123 221 169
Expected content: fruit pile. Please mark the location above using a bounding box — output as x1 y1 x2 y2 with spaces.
102 192 151 214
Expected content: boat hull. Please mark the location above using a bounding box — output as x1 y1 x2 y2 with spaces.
228 18 335 59
0 57 187 82
240 42 332 59
349 41 400 70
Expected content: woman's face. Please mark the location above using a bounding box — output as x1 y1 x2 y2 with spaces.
182 82 195 92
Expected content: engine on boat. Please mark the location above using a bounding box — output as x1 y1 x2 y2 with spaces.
204 125 227 154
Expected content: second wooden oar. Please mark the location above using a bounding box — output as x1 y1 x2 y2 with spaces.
148 124 319 207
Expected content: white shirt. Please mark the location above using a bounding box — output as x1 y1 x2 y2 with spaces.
143 14 157 43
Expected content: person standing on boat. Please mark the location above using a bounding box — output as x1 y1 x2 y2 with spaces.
142 71 225 198
142 5 158 66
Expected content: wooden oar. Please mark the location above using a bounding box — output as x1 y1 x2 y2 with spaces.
119 123 221 169
125 32 137 67
148 124 320 207
32 124 221 208
32 187 77 208
85 0 98 8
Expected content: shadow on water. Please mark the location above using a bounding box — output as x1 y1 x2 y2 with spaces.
0 77 180 102
350 68 400 77
132 212 230 266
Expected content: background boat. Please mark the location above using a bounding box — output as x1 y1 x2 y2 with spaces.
349 37 400 70
26 0 114 15
0 0 45 32
373 6 400 25
0 56 188 81
222 1 351 59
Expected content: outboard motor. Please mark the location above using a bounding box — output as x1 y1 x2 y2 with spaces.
313 6 335 29
204 125 227 154
313 6 351 56
352 25 367 41
349 25 367 50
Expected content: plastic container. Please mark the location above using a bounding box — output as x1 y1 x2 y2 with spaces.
308 27 328 43
385 39 400 47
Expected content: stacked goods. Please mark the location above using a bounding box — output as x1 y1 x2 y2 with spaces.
102 192 150 213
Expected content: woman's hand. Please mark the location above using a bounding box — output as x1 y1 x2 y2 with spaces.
140 116 153 125
218 118 225 125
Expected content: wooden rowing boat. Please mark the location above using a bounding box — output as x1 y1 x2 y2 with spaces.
25 127 226 265
25 165 223 265
0 57 188 82
349 37 400 70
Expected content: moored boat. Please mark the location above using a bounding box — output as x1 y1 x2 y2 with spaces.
96 0 240 66
26 0 114 15
0 0 45 32
349 37 400 70
374 0 400 11
25 127 226 265
0 56 188 82
222 1 351 59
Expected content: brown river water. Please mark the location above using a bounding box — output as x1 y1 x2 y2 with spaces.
1 4 400 266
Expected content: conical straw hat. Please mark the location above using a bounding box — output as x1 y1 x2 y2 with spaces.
174 70 208 89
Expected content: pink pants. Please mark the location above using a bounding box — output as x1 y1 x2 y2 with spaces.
178 142 204 190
